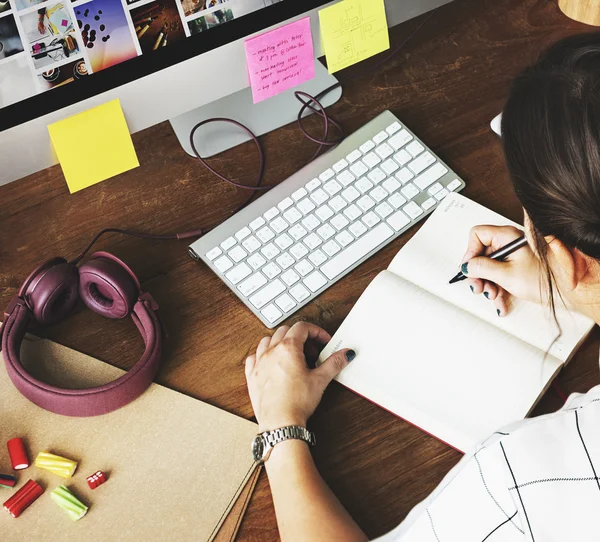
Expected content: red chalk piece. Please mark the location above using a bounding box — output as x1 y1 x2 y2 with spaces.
86 470 107 489
3 480 44 518
0 474 17 488
7 438 29 470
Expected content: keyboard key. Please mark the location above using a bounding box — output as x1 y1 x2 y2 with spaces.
386 122 402 135
308 249 327 267
292 187 308 201
323 180 342 196
281 269 301 286
283 208 302 225
319 168 335 182
290 243 309 260
289 224 308 241
336 229 355 246
289 283 310 302
330 214 349 231
422 197 437 211
403 201 424 219
343 204 362 221
359 140 375 154
250 216 266 231
329 195 347 212
256 228 274 246
317 223 336 240
401 183 419 200
357 195 375 211
228 245 247 263
295 259 314 276
393 149 412 166
242 236 261 253
408 152 436 175
337 170 355 187
275 293 297 313
321 223 394 280
304 233 323 249
362 211 381 227
413 163 448 190
306 178 321 192
270 217 288 234
261 242 280 260
447 178 462 192
322 240 341 256
387 210 410 231
375 143 394 160
206 247 222 261
275 233 293 250
304 270 328 293
264 207 279 220
349 220 368 239
395 167 414 184
388 192 407 209
261 303 282 323
435 188 449 201
297 198 316 215
342 186 360 203
428 182 444 196
375 202 394 219
302 213 321 231
278 197 294 211
333 158 348 173
373 130 389 144
226 262 252 284
221 237 236 250
389 129 413 150
362 152 381 168
315 205 334 222
367 167 386 184
381 159 399 175
370 186 388 203
235 227 251 241
346 149 362 163
262 262 282 279
238 272 267 296
276 252 295 270
406 141 424 157
247 253 266 270
214 255 233 272
383 178 401 193
356 177 374 194
311 188 329 205
350 161 368 178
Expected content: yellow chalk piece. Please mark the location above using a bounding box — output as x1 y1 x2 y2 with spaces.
319 0 390 74
48 99 139 194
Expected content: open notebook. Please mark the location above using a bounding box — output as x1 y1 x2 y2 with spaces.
318 193 595 452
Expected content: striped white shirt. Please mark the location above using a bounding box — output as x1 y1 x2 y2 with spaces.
376 384 600 541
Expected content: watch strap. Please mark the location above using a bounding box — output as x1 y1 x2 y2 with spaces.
262 425 316 449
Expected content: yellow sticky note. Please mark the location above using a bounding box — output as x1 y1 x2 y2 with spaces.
319 0 390 74
48 99 139 194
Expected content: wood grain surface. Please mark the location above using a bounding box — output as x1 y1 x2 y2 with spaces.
1 1 599 539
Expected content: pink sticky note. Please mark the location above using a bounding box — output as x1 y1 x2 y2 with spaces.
62 19 68 26
244 16 315 104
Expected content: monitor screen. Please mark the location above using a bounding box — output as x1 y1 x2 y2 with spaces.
0 0 329 130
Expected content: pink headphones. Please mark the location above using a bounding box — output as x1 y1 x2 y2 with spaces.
0 227 202 417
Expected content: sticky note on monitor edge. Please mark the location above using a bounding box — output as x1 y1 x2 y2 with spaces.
319 0 390 74
48 99 140 194
244 16 315 104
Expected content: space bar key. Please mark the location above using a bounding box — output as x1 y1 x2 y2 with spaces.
321 223 394 280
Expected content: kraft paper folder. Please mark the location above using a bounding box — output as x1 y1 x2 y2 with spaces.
0 334 260 541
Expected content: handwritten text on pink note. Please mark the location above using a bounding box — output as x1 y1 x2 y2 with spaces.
244 17 315 104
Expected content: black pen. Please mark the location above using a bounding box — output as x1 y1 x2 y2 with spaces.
449 235 528 284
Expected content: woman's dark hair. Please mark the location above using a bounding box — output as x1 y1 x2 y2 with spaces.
502 32 600 318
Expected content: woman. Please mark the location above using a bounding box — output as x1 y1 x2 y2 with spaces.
245 33 600 541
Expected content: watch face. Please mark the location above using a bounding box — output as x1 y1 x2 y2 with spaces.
251 436 265 462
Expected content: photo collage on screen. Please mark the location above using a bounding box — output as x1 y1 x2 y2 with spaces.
0 0 283 109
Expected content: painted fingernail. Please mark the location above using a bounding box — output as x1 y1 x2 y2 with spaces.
484 291 490 299
497 309 501 317
461 262 468 275
346 350 356 362
469 285 474 293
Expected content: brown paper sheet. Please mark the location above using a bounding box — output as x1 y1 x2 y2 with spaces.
0 335 259 541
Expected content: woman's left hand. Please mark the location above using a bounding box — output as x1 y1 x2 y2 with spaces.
245 322 353 432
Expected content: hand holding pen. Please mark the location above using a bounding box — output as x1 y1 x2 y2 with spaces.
449 225 542 316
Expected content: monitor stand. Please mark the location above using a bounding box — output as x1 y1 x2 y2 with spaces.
170 62 342 159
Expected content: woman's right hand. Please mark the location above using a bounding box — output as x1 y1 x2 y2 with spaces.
460 225 542 316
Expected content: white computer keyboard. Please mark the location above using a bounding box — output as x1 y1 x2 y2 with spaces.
189 110 465 327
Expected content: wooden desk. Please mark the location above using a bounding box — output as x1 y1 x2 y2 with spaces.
2 0 599 539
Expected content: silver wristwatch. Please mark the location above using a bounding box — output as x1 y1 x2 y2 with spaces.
251 425 316 464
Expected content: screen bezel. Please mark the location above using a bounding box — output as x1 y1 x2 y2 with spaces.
0 0 331 132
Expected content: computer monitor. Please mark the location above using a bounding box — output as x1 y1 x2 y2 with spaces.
0 0 452 186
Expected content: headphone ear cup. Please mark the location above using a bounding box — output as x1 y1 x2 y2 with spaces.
23 260 80 325
78 254 139 319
